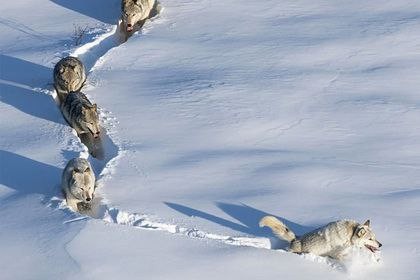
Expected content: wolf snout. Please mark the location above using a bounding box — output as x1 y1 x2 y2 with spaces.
86 197 91 202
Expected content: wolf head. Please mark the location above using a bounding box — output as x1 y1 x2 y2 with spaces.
69 167 95 203
81 104 100 138
351 220 382 253
122 0 145 32
58 66 83 88
54 57 86 92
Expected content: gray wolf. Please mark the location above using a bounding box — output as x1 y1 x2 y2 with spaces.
61 158 95 211
260 216 382 260
119 0 158 39
53 56 86 102
60 91 100 139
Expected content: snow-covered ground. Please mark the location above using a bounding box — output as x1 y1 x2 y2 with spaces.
1 0 420 279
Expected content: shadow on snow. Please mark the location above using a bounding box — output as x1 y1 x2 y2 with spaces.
0 150 61 198
50 0 121 25
165 201 316 249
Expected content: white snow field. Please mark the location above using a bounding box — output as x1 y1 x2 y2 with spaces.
1 0 420 279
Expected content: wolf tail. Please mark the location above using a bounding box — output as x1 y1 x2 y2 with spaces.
259 216 296 242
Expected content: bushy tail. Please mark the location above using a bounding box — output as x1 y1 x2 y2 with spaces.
259 216 296 242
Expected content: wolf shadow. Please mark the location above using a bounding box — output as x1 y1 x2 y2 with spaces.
165 201 315 249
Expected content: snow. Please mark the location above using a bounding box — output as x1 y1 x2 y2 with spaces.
1 0 420 279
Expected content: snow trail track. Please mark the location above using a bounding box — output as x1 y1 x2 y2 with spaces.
41 7 349 270
47 9 291 262
55 17 282 253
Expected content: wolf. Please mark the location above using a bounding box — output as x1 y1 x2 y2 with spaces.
53 56 86 102
119 0 157 39
260 216 382 260
60 91 100 139
61 158 95 211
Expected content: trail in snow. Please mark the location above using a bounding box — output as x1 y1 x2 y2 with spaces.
68 26 122 175
53 12 288 256
98 205 351 271
46 25 124 215
48 11 285 257
71 25 122 73
103 206 273 249
43 7 377 273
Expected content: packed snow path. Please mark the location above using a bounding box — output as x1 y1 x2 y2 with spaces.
51 4 303 264
49 3 295 264
44 1 364 272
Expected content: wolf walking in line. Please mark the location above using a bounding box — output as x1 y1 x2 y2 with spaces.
60 91 100 139
53 56 86 102
260 216 382 260
62 158 96 212
119 0 160 40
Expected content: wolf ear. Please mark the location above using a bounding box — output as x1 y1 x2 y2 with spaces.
357 228 366 237
363 220 371 227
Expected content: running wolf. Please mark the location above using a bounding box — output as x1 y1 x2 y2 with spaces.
61 158 95 211
53 56 86 102
119 0 157 39
60 91 100 139
260 216 382 260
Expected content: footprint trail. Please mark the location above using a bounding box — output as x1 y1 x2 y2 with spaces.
57 17 280 255
49 9 346 272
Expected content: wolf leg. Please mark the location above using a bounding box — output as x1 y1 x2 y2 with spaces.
65 197 79 212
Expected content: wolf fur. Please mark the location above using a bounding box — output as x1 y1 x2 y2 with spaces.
61 158 95 211
260 216 382 260
53 56 86 102
60 91 100 139
119 0 157 39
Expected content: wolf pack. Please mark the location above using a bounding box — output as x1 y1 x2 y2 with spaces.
55 0 159 212
52 0 382 263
